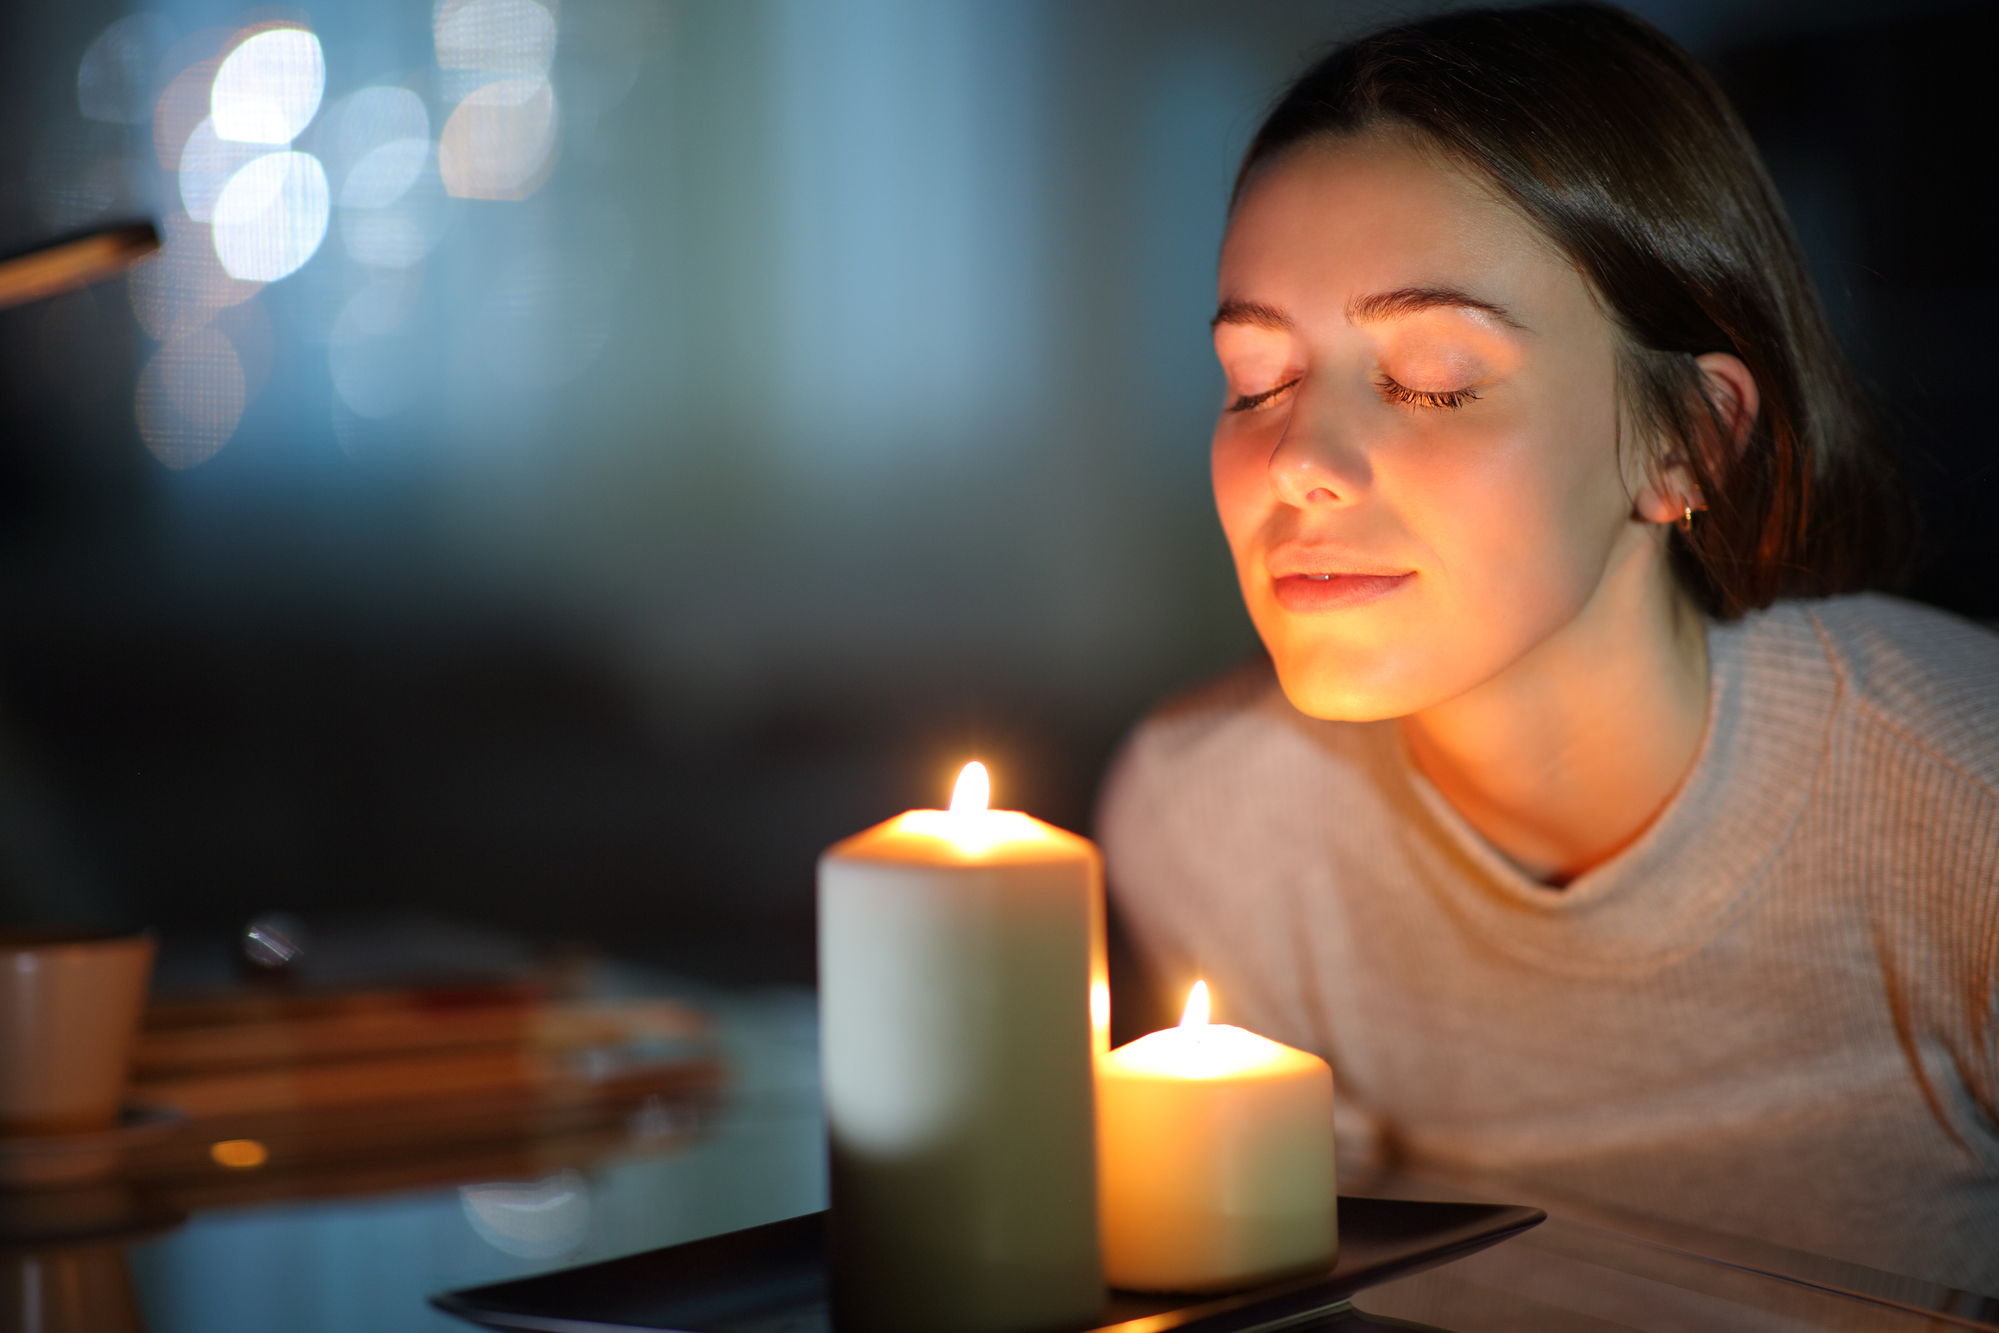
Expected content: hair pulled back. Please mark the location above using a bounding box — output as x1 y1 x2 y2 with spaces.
1236 2 1908 617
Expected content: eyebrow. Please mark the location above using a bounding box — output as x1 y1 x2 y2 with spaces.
1209 287 1526 332
1209 299 1292 331
1346 286 1525 329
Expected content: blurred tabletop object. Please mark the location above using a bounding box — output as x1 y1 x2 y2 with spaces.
128 982 715 1209
0 222 159 311
2 917 1991 1333
115 915 725 1216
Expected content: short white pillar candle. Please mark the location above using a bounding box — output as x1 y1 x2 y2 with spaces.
1096 982 1337 1293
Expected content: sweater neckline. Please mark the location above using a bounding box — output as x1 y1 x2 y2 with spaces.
1385 605 1840 972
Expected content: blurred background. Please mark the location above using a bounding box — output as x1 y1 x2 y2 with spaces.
0 0 1992 1000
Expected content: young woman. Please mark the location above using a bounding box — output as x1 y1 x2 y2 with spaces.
1099 2 1999 1293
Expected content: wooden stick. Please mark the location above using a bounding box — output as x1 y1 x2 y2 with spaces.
0 221 160 312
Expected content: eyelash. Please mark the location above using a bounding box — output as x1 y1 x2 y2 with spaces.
1378 377 1480 411
1226 378 1300 413
1225 375 1481 414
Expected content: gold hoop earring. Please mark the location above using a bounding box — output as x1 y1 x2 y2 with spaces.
1677 502 1694 533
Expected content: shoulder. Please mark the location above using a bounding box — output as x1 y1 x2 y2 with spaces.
1772 594 1999 793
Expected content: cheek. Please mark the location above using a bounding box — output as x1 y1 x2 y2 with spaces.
1210 427 1270 558
1402 386 1628 619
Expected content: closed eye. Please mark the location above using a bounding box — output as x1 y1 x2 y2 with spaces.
1226 376 1301 414
1378 375 1479 410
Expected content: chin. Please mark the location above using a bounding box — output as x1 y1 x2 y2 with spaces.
1247 577 1576 723
1264 644 1440 723
1250 603 1452 722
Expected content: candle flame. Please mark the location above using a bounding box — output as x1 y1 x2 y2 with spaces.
1179 980 1210 1030
950 761 990 814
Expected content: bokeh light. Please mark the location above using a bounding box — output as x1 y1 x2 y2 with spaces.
77 14 178 124
324 86 430 196
333 277 419 342
440 77 558 200
460 1171 591 1260
128 213 261 342
178 117 265 222
82 0 654 478
341 139 430 210
327 272 428 421
320 86 448 268
434 0 558 75
211 28 326 144
549 0 655 121
340 162 451 269
212 296 275 402
154 56 224 171
135 326 248 469
209 1138 269 1169
212 151 331 281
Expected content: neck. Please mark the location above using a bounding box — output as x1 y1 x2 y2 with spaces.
1399 528 1710 885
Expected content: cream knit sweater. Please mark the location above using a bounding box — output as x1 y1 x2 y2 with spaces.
1099 594 1999 1295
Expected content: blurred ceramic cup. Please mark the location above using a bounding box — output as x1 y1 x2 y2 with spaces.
0 930 154 1139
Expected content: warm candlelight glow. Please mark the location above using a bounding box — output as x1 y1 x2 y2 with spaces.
1109 983 1305 1079
1179 980 1210 1030
872 761 1070 860
950 761 991 813
1097 979 1338 1292
210 1138 269 1169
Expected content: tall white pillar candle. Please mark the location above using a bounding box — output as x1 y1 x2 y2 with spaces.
819 763 1105 1333
1097 983 1337 1293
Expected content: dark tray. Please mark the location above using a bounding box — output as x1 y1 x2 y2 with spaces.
431 1196 1545 1333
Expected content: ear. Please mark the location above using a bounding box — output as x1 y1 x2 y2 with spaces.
1631 352 1761 526
1695 351 1760 457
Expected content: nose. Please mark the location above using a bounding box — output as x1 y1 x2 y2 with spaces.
1266 385 1371 507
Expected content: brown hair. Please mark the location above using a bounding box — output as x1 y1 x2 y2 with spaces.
1234 2 1909 618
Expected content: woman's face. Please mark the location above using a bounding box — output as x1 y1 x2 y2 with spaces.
1212 129 1651 721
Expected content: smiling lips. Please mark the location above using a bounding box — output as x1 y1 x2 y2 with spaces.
1271 570 1414 612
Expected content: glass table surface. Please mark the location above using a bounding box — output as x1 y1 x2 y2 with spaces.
9 965 1994 1333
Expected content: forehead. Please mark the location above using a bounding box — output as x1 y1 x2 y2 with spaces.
1219 131 1582 323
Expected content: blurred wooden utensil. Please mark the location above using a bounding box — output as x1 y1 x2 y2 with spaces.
122 984 723 1202
0 221 159 312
